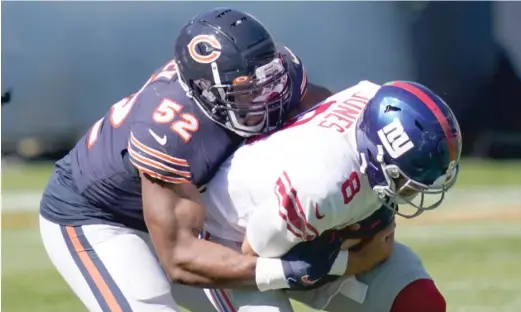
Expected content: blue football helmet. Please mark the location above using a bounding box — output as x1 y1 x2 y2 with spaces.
174 8 292 137
356 81 462 218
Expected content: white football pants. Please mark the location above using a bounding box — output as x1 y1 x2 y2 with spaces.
40 214 431 312
202 230 432 312
39 215 214 312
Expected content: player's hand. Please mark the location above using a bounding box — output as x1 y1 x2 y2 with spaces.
280 231 343 290
345 221 395 275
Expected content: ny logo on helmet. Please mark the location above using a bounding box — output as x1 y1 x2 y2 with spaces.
187 35 222 64
377 118 415 159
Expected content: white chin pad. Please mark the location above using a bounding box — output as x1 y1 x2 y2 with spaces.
226 111 266 134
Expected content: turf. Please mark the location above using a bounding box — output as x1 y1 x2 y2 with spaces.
1 159 521 192
2 162 54 191
2 211 520 312
2 159 520 311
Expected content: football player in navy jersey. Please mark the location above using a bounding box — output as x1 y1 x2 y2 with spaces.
39 8 337 312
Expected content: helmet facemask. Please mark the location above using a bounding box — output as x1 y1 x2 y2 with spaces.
188 57 292 137
360 145 459 219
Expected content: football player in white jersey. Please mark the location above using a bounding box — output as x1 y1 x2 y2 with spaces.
200 80 462 312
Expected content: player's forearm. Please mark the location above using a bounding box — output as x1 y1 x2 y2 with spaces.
167 235 258 288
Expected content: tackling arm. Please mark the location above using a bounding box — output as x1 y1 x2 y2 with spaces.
128 123 259 288
141 175 258 288
131 124 342 290
142 175 347 291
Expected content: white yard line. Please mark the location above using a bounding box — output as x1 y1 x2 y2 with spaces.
1 191 44 212
1 186 520 212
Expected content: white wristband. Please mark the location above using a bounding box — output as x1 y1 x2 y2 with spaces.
328 250 349 276
255 258 290 291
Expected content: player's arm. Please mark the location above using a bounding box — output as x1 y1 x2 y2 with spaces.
242 160 348 277
243 155 396 278
128 126 259 288
300 82 334 111
129 123 342 290
141 177 262 287
243 180 395 278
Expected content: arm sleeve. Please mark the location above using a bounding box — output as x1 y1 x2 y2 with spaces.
127 121 193 184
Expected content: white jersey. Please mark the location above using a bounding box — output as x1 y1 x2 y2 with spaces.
203 81 383 257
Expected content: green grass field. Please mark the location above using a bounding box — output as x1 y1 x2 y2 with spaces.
2 159 520 191
2 160 521 311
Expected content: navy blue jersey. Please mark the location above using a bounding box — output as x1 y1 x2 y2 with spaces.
40 46 307 231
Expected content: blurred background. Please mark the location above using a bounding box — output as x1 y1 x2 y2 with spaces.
1 2 520 312
2 1 521 160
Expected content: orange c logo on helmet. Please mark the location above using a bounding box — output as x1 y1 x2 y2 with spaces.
232 75 252 85
187 35 222 64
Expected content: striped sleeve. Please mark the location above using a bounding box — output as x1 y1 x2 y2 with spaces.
127 130 192 184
